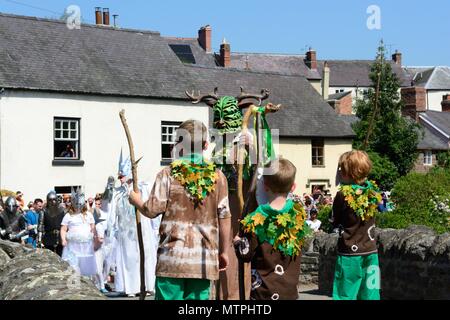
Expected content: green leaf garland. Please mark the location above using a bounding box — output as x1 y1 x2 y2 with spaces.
170 156 218 205
340 180 382 221
241 199 311 257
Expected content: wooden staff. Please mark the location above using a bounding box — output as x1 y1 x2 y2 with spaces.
119 109 146 300
237 106 257 301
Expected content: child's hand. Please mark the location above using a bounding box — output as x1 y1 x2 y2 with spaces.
219 252 229 272
61 239 68 247
238 131 253 147
129 191 141 207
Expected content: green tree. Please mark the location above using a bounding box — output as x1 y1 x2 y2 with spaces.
377 168 450 234
436 151 450 169
367 151 399 190
352 41 420 179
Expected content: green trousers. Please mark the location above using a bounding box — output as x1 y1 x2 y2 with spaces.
155 277 211 300
333 253 381 300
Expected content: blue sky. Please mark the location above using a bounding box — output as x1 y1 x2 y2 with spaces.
1 0 449 66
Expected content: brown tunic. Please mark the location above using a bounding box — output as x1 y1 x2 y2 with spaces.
237 234 301 300
332 191 377 256
143 166 231 281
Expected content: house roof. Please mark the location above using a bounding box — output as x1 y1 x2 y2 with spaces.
317 60 411 88
417 111 450 150
417 125 449 150
164 37 218 67
404 66 450 90
337 114 359 127
228 53 322 80
420 111 450 136
328 91 352 100
0 12 354 138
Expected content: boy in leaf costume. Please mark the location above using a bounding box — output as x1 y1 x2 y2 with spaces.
332 150 382 300
129 120 231 300
234 158 310 300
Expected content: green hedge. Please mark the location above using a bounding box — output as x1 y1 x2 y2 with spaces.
377 168 450 234
317 204 333 232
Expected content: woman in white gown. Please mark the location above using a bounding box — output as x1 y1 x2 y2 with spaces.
60 188 97 277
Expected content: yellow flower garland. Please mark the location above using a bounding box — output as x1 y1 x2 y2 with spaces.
340 180 382 221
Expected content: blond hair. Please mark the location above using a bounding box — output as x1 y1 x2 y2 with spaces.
264 157 297 194
339 150 372 184
176 119 208 152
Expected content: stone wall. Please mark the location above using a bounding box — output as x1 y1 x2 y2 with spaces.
315 225 450 300
0 240 105 300
299 237 320 285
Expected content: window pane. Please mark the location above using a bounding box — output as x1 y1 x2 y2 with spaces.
162 127 167 134
54 118 79 160
161 144 172 160
162 135 167 142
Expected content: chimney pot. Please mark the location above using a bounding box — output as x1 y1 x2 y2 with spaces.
392 51 402 65
103 8 110 26
322 61 330 100
220 42 231 68
198 25 212 53
95 7 102 25
305 48 317 70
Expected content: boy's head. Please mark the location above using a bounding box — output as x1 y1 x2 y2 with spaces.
175 120 208 155
339 150 372 184
263 157 297 195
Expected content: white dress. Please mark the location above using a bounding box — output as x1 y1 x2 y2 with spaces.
139 182 162 293
61 212 97 276
103 181 161 295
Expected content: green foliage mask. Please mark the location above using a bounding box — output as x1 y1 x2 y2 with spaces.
213 96 243 134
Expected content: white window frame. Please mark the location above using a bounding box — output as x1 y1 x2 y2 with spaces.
312 138 325 167
423 151 433 166
54 118 80 160
161 121 181 161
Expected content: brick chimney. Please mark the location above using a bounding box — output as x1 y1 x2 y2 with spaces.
95 7 102 25
305 48 317 70
401 87 427 120
322 61 330 100
328 92 353 115
219 39 231 68
103 8 110 26
442 94 450 112
198 25 212 53
392 50 402 65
